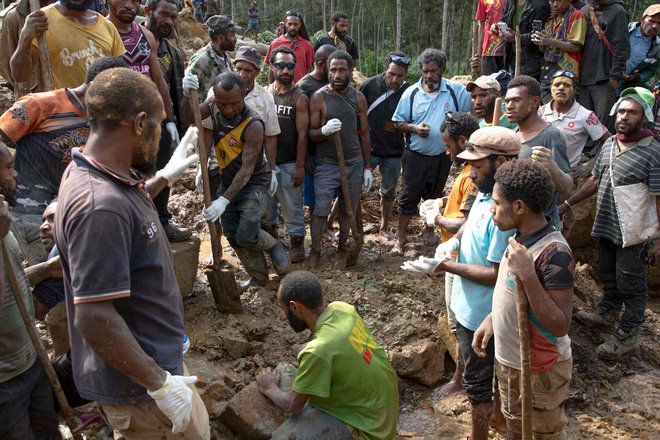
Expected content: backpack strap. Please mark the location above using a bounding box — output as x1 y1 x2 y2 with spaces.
588 5 614 54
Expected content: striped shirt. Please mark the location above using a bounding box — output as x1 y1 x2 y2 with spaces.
591 135 660 246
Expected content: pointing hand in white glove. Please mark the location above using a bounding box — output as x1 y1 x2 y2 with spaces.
434 236 460 259
147 371 197 433
269 167 279 197
182 72 199 97
363 169 373 193
203 196 229 222
156 126 199 187
321 118 342 136
165 121 180 144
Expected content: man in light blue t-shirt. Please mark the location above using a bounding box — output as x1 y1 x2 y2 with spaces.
403 126 519 440
392 48 471 254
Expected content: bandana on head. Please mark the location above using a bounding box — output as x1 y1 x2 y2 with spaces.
610 87 655 122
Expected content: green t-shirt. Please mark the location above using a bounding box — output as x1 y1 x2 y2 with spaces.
293 302 399 440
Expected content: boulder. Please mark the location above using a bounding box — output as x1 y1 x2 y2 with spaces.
170 237 200 297
564 193 596 249
220 382 286 440
45 301 69 356
390 338 446 386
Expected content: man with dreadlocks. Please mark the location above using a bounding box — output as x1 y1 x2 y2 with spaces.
265 9 314 84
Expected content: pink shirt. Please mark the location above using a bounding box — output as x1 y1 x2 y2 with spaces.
266 35 314 83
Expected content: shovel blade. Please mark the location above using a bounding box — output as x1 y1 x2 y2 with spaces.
206 267 242 314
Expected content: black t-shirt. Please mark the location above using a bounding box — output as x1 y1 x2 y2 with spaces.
56 149 184 405
359 73 409 158
269 84 305 165
314 33 359 60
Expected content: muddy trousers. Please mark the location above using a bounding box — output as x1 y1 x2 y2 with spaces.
596 238 649 331
271 405 354 440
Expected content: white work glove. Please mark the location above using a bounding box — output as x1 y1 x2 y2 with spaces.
195 166 203 193
423 199 442 227
156 126 199 186
165 121 180 144
321 118 342 136
401 256 446 275
363 169 373 193
269 167 279 197
182 72 199 97
147 371 197 433
203 196 229 222
434 236 460 260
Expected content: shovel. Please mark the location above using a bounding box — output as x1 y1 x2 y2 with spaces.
188 91 242 314
28 0 54 93
515 276 533 440
1 241 83 440
332 132 362 267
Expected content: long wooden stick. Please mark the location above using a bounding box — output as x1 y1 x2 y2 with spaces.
471 21 479 80
29 0 54 91
492 97 503 126
514 26 522 78
515 277 533 440
1 241 82 439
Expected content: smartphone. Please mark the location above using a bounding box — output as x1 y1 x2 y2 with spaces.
496 22 510 35
532 20 543 32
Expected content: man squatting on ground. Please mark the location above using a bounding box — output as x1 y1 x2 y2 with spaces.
404 126 521 440
256 270 399 440
474 159 576 440
56 68 209 438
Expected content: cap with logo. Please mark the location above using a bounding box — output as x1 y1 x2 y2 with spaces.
466 75 501 93
457 126 521 161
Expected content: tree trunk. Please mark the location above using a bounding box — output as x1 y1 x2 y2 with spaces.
396 0 401 51
230 0 235 23
322 0 327 32
441 0 449 51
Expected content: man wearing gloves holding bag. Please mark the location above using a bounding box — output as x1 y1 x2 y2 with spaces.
560 86 660 359
56 68 208 438
403 126 519 440
304 50 372 269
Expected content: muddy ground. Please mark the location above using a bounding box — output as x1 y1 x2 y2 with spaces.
161 166 660 440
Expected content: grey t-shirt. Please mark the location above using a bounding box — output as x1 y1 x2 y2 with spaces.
520 124 570 226
57 149 184 405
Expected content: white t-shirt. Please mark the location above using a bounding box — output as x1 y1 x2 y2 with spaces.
539 100 609 168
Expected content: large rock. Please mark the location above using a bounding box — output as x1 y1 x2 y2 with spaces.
390 339 446 386
45 301 69 356
564 192 596 249
220 382 286 440
170 237 200 297
436 316 459 364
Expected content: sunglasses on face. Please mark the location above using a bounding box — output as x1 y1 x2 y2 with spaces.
387 54 411 65
273 62 296 70
465 140 511 155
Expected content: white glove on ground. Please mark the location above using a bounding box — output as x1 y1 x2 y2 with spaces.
401 256 446 275
363 169 373 193
203 196 229 222
156 126 199 186
321 118 342 136
182 72 199 97
269 167 279 197
434 237 460 259
147 371 197 433
165 121 180 144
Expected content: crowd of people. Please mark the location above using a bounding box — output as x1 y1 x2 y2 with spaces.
0 0 658 439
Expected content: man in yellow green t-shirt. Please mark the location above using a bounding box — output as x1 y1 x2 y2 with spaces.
11 0 125 89
257 270 399 440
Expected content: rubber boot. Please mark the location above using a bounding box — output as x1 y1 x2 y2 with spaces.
304 215 325 270
575 309 617 328
337 212 351 253
252 230 290 276
233 247 269 290
289 236 305 263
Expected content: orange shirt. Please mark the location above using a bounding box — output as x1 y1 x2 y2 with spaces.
441 164 478 244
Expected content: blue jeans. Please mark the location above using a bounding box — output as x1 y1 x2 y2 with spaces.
220 189 268 249
263 163 305 237
370 155 401 200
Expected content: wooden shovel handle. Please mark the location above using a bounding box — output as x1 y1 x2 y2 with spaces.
29 0 54 91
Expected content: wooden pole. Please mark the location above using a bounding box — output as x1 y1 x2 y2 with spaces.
492 97 503 126
1 241 82 440
188 91 241 314
515 277 533 440
29 0 54 91
471 20 479 80
514 26 522 78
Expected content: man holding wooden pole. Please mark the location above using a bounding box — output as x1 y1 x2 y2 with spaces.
0 142 60 440
473 158 575 440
